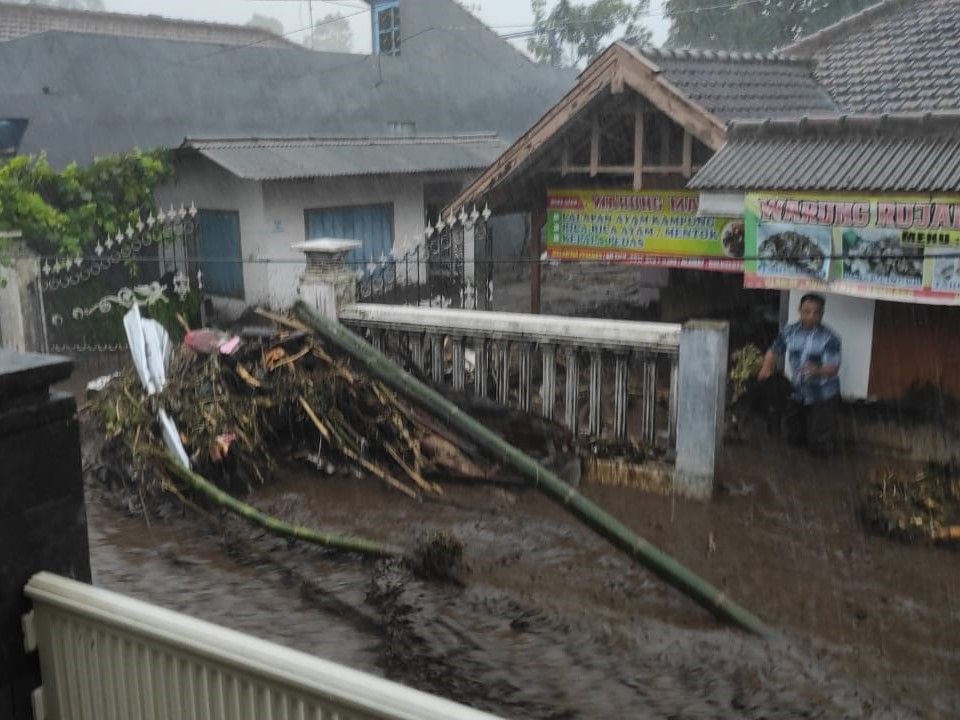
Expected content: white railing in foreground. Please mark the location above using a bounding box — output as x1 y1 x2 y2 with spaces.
340 304 681 447
23 572 505 720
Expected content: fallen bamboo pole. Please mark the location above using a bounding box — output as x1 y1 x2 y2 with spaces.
293 302 770 636
155 450 403 559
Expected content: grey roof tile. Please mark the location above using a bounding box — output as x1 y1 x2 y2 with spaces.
638 47 840 121
786 0 960 113
0 0 576 168
183 135 508 180
689 112 960 192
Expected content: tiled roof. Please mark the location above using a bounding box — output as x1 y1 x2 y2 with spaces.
0 0 575 168
638 47 840 121
783 0 960 113
183 135 508 180
688 112 960 192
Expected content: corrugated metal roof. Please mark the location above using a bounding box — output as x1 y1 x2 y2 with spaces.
638 47 839 121
183 135 508 180
689 112 960 192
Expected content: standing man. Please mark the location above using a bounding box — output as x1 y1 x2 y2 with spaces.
758 293 841 454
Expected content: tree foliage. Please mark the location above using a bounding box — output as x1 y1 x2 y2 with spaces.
0 149 172 257
309 12 354 53
527 0 651 68
246 13 285 37
664 0 877 52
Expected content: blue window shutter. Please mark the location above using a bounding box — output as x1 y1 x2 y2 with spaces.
305 203 394 277
196 210 244 298
372 0 400 55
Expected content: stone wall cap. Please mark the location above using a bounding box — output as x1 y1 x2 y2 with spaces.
682 320 730 332
0 349 73 401
291 238 363 254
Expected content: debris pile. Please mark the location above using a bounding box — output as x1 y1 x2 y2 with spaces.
95 314 496 505
859 464 960 544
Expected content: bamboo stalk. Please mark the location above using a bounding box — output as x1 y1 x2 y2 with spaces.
155 450 402 558
293 302 770 637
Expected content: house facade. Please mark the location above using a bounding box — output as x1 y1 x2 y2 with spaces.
692 0 960 400
0 0 575 314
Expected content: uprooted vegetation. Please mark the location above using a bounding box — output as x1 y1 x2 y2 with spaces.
95 323 493 502
859 463 960 545
88 314 580 577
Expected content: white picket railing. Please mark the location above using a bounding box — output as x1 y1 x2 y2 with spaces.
340 304 682 447
23 572 505 720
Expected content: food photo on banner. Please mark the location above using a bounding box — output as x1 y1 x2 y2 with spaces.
545 188 742 272
743 193 960 304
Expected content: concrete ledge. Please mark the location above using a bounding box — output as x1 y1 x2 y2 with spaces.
341 304 681 352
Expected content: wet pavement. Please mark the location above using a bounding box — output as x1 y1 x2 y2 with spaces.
84 423 960 719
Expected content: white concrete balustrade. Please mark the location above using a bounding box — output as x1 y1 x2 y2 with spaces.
23 572 505 720
340 304 683 448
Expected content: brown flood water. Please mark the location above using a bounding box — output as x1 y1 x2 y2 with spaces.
84 421 960 719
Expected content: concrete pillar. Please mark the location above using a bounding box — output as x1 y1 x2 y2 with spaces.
1 350 91 719
0 242 41 352
564 347 579 433
613 353 629 443
430 333 444 384
674 320 729 499
588 351 602 436
517 342 533 412
293 239 361 320
540 344 556 420
451 336 466 391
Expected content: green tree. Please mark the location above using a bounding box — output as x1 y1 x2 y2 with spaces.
308 12 354 52
527 0 652 68
0 149 172 258
245 13 285 37
664 0 877 52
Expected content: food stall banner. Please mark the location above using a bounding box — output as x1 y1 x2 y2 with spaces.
546 189 742 272
745 192 960 305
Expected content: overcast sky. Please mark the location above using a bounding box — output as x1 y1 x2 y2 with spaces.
97 0 670 53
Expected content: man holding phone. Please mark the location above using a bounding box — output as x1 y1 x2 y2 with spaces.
758 293 841 454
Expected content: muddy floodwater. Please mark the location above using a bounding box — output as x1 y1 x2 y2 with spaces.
83 419 960 719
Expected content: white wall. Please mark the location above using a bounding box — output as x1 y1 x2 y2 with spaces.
156 156 264 315
159 158 475 311
787 290 875 400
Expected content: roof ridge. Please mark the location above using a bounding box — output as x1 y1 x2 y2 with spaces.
727 110 960 138
637 45 810 65
781 0 918 56
184 133 503 147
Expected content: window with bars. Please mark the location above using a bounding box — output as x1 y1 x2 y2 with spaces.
373 0 400 56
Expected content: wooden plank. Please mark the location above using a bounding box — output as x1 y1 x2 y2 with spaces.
589 114 600 177
659 115 671 166
682 129 693 178
633 100 644 190
561 140 570 177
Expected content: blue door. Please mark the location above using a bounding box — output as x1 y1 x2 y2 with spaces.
305 204 394 277
196 210 244 298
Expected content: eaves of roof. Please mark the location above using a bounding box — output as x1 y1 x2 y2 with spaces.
442 41 728 217
689 111 960 192
180 134 508 181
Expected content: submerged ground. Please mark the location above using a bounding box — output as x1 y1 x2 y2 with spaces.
83 439 960 718
73 264 960 718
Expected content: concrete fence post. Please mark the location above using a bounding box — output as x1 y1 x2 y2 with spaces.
292 239 361 320
674 320 729 499
1 350 91 719
0 241 42 352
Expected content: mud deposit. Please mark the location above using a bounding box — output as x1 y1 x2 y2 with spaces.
83 422 960 719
